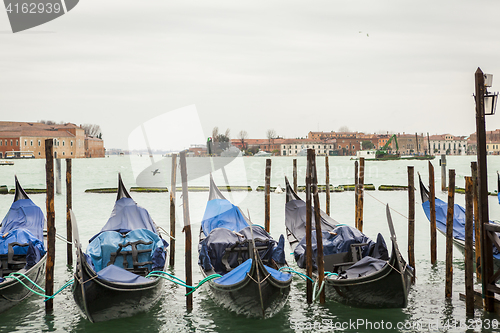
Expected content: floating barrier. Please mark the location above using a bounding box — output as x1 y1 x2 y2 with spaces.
85 186 252 193
0 185 7 194
8 188 46 194
378 185 409 191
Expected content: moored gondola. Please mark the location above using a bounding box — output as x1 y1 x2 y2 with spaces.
0 176 47 313
71 174 168 322
198 176 292 318
418 174 500 264
285 177 413 308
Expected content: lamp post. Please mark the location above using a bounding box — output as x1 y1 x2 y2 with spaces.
474 68 498 312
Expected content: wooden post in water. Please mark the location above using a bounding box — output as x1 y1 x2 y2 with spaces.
66 158 72 265
445 169 455 298
356 158 365 233
325 155 330 216
465 176 474 316
305 150 313 304
475 68 493 312
44 139 55 312
441 155 447 191
55 158 62 194
429 161 437 265
311 150 325 303
179 151 193 311
293 159 297 193
169 154 177 267
265 158 271 233
354 160 359 229
471 162 481 281
427 132 431 156
407 166 415 283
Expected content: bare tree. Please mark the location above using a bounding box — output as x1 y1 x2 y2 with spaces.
82 124 102 138
237 130 248 149
338 126 350 132
212 127 219 142
266 129 277 149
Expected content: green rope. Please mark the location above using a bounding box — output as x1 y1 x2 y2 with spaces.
278 267 315 283
146 271 222 295
325 272 338 278
312 280 325 302
4 274 47 298
44 279 74 302
185 274 222 296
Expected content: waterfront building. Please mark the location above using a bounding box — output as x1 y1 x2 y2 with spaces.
428 134 467 156
0 121 104 158
279 139 336 156
486 141 500 155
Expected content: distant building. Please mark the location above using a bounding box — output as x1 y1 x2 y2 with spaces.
428 134 467 155
395 133 427 155
486 141 500 155
0 121 104 158
280 139 336 156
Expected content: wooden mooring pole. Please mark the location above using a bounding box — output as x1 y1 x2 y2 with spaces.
55 158 62 194
311 150 325 303
45 139 55 312
305 150 313 304
465 176 474 316
354 160 359 229
169 154 177 267
445 169 455 298
265 158 271 233
356 158 365 233
179 151 193 311
471 162 481 281
475 68 493 312
441 154 447 192
293 159 297 193
325 155 330 216
66 158 72 265
429 161 437 265
407 166 415 283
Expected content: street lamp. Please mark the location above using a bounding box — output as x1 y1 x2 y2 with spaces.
484 91 498 115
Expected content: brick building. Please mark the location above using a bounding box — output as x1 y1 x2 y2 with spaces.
0 121 104 158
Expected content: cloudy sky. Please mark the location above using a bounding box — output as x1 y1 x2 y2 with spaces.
2 0 500 150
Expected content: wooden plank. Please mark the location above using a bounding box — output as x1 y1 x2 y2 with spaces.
305 150 313 304
66 158 72 265
179 151 192 311
169 154 177 267
472 162 482 281
445 169 455 298
265 159 271 233
325 155 330 216
429 161 437 265
465 176 474 316
44 139 55 312
407 166 415 283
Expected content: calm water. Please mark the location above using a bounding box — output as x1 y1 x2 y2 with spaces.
1 155 500 332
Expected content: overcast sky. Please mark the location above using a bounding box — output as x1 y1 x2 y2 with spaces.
2 0 500 150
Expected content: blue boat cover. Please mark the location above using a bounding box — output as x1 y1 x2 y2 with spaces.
87 228 166 272
213 258 292 286
97 198 158 236
422 197 500 259
96 264 152 284
201 199 249 236
293 225 377 269
1 198 45 241
0 229 45 256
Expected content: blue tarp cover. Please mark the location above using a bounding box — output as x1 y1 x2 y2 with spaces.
422 197 500 259
294 225 376 269
422 198 467 241
97 198 158 236
201 199 249 236
213 258 292 286
0 229 45 256
1 198 45 241
96 264 152 284
87 228 165 272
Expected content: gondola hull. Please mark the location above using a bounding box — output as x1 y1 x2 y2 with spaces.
324 248 412 308
200 257 291 318
0 253 46 313
72 248 165 323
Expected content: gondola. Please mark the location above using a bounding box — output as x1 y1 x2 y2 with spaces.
198 176 292 318
71 174 168 323
418 175 500 264
0 176 46 313
285 178 413 308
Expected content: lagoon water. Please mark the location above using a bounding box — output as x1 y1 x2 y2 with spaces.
1 155 500 332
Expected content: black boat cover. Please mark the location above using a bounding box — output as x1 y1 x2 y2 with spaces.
199 225 286 275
